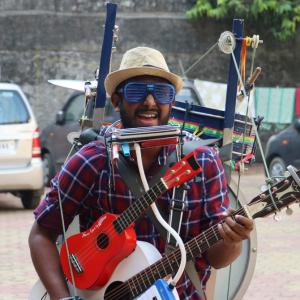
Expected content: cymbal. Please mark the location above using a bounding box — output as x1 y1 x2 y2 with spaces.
48 79 97 92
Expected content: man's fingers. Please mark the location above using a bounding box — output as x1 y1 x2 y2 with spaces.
235 215 254 230
218 215 254 243
218 222 240 243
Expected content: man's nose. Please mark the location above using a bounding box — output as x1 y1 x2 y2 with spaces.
143 93 157 106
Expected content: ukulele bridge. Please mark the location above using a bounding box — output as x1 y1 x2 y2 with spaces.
69 253 83 273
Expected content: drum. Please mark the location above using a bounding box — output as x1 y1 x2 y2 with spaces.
169 101 256 162
206 179 257 300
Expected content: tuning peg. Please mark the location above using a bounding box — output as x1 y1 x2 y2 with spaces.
286 206 293 215
273 213 281 222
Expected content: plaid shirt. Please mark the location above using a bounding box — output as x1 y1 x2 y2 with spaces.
34 132 229 300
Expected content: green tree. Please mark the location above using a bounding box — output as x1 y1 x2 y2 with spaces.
187 0 300 40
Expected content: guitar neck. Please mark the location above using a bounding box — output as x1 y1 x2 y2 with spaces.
113 180 167 233
120 207 248 298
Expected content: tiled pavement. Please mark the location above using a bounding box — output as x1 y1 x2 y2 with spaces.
0 164 299 300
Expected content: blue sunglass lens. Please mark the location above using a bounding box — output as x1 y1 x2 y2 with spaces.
123 82 175 104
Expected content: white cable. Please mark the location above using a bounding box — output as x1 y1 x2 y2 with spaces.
133 143 187 286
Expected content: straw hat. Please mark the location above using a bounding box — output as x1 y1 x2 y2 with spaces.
105 47 183 96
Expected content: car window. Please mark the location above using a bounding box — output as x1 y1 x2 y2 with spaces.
64 94 84 123
0 90 29 124
64 93 118 124
176 87 200 105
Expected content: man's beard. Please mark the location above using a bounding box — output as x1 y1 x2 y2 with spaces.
119 101 170 128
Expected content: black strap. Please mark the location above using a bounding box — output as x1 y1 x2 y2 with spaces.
117 152 172 240
166 184 186 247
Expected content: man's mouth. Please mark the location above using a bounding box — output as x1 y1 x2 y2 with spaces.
135 110 160 126
136 110 159 119
137 112 158 119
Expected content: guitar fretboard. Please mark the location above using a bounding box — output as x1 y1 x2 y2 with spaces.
113 180 166 233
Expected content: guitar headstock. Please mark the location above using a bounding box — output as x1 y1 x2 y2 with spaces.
162 151 202 189
246 167 300 219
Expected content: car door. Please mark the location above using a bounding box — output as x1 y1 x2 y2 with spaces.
50 93 84 171
287 121 300 169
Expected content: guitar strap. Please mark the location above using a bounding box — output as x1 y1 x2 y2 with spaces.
116 139 218 299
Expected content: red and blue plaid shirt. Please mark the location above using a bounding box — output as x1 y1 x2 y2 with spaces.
34 132 229 300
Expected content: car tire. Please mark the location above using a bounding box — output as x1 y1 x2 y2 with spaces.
42 153 55 187
269 157 286 178
20 189 43 209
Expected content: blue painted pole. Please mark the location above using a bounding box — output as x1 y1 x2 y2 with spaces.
224 19 244 131
222 19 244 181
93 2 117 129
95 3 117 109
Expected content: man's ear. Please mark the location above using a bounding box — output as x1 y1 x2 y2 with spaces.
111 93 121 112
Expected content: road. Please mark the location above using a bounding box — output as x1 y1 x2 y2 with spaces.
0 163 299 299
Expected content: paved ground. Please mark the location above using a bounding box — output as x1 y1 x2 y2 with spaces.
0 163 299 299
234 165 300 300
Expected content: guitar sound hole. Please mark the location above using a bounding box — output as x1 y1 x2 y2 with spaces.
97 233 109 249
104 281 130 300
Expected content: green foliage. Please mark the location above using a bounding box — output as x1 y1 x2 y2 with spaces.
187 0 300 40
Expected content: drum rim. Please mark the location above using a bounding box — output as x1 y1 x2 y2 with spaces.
228 178 257 300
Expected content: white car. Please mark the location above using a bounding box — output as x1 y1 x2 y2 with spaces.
0 82 44 209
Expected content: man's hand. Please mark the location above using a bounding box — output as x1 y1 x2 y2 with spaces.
206 209 254 269
218 209 254 245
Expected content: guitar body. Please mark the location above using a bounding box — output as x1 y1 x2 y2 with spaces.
60 213 137 289
29 241 163 300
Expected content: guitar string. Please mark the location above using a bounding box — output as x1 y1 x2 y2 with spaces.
128 194 294 299
62 163 196 269
104 192 292 300
104 205 248 299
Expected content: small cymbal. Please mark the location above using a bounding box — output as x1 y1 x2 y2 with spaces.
48 79 97 92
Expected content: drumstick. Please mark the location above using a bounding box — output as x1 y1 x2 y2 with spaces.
237 67 262 100
247 67 262 87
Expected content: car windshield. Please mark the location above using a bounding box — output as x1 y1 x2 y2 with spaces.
0 90 29 124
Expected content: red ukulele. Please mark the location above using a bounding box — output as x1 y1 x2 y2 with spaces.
60 150 202 290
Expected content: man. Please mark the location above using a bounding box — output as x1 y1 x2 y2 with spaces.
29 47 254 300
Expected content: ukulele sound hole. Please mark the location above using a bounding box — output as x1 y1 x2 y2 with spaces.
97 233 109 249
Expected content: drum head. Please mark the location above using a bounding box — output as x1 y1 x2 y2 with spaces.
211 181 257 300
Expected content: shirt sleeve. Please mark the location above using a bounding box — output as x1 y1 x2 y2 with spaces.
198 147 229 230
194 146 230 287
33 141 106 234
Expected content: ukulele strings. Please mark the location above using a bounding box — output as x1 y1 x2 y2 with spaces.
65 164 191 265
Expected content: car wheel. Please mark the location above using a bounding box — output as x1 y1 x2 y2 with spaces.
269 157 286 178
43 153 55 187
20 189 44 209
